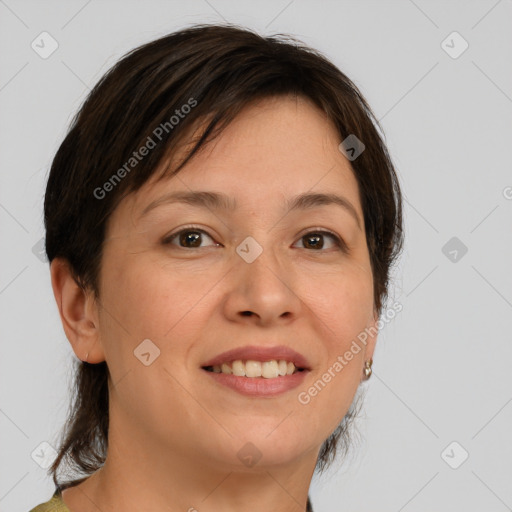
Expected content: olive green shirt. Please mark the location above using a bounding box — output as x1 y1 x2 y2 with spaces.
29 489 70 511
30 488 314 511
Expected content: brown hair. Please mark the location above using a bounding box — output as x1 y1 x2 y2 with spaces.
45 23 403 488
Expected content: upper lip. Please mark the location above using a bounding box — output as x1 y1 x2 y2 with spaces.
201 345 311 370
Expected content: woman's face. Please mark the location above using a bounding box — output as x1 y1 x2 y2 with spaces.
88 96 378 470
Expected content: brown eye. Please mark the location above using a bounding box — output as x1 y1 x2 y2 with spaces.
164 228 218 249
294 231 345 251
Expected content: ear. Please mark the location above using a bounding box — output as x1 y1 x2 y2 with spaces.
50 257 105 364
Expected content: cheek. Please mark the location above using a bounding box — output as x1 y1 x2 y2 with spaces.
296 266 373 416
99 254 218 366
301 263 374 345
97 256 212 416
297 281 373 434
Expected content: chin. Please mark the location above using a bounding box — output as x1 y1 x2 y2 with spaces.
223 431 315 470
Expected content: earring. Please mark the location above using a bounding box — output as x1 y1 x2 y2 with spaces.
84 352 89 363
363 358 373 379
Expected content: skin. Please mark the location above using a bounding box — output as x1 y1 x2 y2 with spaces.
51 95 378 512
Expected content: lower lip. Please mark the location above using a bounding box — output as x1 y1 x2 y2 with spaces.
203 369 309 397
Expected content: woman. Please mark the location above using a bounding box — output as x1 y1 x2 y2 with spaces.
31 23 403 512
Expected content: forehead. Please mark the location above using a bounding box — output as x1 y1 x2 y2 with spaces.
124 96 363 223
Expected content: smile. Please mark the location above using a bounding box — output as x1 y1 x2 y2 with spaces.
203 359 304 378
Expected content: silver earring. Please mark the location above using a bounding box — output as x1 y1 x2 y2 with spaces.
363 358 373 379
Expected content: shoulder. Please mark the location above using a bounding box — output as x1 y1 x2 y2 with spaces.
29 490 70 512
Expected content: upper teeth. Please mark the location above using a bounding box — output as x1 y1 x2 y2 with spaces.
211 360 298 378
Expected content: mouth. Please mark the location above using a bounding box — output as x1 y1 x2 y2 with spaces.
200 345 311 397
202 359 306 378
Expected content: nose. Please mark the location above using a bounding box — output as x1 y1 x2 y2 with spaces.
222 243 302 326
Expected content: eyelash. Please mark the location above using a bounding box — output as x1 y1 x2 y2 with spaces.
163 225 348 252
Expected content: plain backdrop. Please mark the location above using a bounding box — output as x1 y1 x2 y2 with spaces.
1 1 511 511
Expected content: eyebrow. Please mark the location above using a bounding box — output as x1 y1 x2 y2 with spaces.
140 190 362 229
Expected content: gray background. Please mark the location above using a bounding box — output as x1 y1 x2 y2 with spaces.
1 1 511 511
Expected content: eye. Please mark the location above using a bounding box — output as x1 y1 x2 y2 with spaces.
163 226 346 252
293 230 346 252
163 226 220 249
